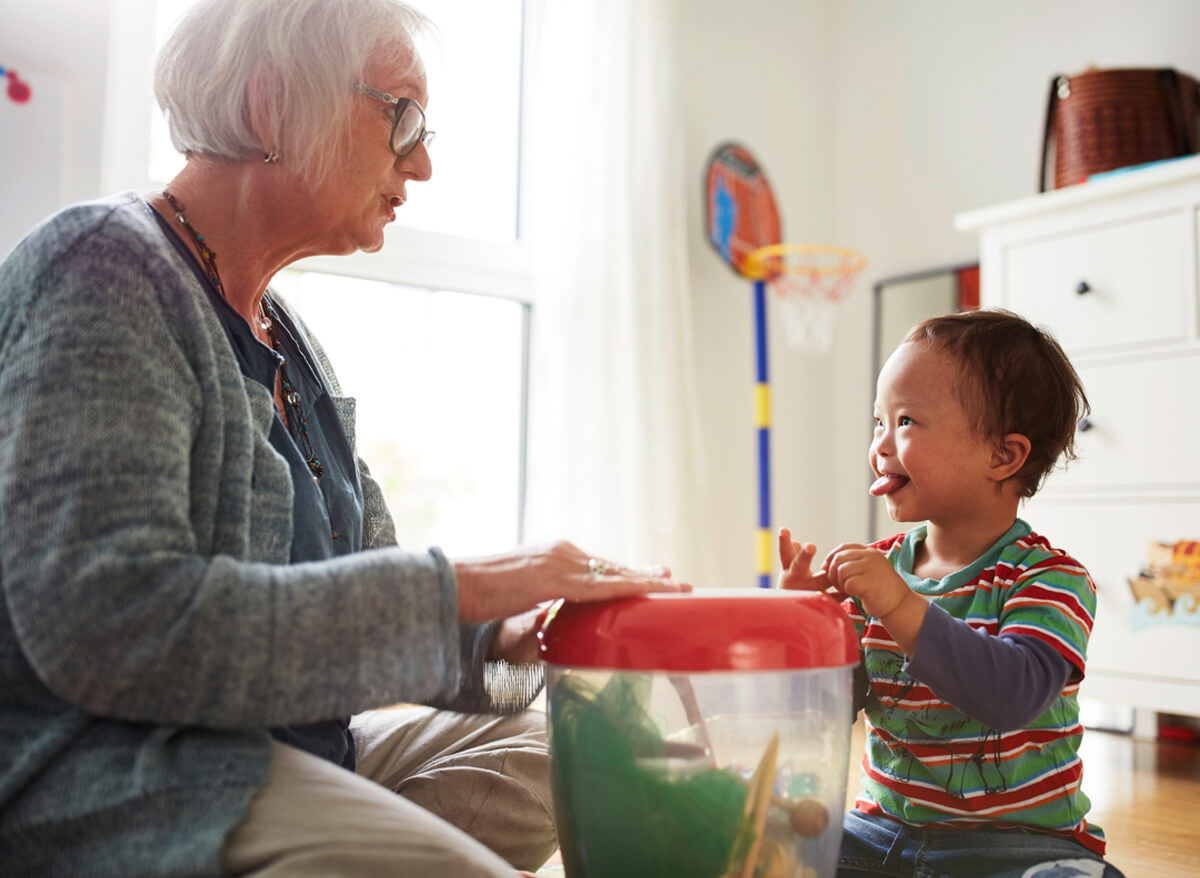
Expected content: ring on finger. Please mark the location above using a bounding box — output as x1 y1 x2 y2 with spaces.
588 558 616 577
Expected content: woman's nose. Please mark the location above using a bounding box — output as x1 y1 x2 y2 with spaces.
399 141 433 182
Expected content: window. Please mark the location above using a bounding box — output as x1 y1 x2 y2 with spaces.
123 0 534 553
271 271 529 555
388 0 524 243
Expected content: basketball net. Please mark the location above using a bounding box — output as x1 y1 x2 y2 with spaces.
745 244 867 353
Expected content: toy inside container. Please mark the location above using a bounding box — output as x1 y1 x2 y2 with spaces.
538 589 859 878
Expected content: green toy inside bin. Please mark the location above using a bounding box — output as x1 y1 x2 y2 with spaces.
538 589 859 878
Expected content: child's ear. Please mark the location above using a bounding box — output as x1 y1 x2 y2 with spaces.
988 433 1031 483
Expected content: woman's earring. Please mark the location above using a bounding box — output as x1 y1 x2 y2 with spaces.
264 149 279 164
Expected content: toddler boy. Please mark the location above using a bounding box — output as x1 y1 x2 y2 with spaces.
780 309 1124 878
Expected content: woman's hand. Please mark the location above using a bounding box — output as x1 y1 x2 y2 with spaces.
487 604 552 664
453 540 688 626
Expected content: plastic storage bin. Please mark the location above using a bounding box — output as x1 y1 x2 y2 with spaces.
538 589 859 878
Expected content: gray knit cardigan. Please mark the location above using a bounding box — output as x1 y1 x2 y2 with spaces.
0 193 530 876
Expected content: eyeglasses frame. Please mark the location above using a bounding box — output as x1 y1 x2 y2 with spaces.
351 81 435 157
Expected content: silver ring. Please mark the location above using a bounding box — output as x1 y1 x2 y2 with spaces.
588 558 616 577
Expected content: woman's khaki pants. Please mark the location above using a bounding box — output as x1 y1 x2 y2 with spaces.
222 706 557 877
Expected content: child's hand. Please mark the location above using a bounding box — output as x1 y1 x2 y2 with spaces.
823 543 910 618
823 544 928 654
777 528 836 594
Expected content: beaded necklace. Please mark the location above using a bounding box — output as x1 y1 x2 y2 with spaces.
261 297 324 482
161 189 337 540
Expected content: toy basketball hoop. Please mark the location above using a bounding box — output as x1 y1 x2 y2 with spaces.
704 141 867 587
703 143 781 278
744 244 867 353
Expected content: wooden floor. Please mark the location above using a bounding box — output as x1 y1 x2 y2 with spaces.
845 718 1200 878
1074 725 1200 877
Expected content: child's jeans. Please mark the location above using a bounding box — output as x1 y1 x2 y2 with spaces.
837 811 1126 878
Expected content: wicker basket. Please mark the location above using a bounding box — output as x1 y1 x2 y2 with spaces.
1040 67 1200 191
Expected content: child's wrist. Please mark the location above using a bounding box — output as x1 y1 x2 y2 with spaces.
879 591 928 654
877 588 915 621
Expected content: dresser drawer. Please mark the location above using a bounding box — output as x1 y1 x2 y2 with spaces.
1001 211 1189 353
1040 352 1200 494
1022 498 1200 691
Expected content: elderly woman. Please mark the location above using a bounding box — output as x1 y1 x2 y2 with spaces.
0 1 685 875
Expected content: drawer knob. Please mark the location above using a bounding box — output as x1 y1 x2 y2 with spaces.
1076 280 1092 295
1078 417 1093 432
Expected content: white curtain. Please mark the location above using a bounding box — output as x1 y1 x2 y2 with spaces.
523 0 714 584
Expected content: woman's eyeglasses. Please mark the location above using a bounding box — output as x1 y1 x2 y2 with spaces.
352 81 435 157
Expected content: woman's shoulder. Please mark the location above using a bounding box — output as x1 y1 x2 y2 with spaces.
1 192 202 325
16 191 166 268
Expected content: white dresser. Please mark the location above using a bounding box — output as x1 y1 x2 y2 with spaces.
956 156 1200 729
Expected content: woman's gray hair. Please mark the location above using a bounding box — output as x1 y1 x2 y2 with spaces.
154 0 431 183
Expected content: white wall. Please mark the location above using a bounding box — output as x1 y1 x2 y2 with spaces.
0 0 113 207
1 0 161 254
680 0 837 589
683 0 1200 587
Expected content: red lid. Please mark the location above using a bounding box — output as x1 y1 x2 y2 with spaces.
537 589 858 672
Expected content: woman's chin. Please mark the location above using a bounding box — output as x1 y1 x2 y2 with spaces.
336 227 386 255
358 220 392 253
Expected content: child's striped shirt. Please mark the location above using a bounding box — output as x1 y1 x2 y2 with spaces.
848 519 1105 854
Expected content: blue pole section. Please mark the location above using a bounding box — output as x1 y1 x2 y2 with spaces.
753 279 771 588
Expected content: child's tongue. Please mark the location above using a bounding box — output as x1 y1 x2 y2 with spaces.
869 474 909 496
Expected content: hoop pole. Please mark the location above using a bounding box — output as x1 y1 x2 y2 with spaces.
753 278 771 589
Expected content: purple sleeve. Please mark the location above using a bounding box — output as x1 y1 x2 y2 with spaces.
903 603 1073 731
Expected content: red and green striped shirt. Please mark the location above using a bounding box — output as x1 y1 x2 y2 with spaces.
848 519 1106 855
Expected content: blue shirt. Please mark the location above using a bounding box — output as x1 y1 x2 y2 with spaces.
151 206 363 767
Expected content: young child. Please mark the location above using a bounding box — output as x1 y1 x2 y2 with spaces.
779 309 1125 878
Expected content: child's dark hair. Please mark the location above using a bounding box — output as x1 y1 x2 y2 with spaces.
905 308 1089 498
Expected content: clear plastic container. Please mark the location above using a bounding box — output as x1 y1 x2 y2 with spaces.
538 589 858 878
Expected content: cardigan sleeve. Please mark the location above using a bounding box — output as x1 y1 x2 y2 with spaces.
0 206 476 728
